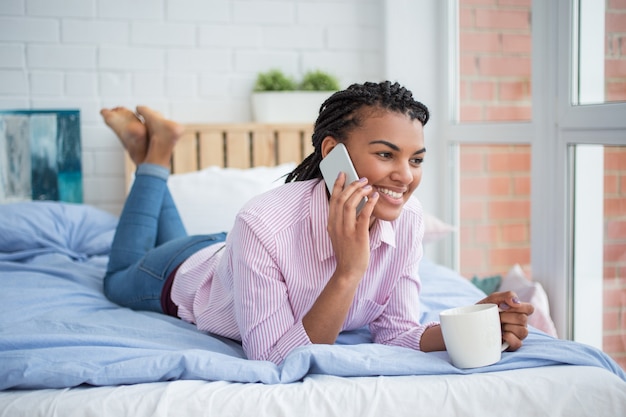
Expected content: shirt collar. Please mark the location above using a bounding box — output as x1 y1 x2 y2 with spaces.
311 180 397 262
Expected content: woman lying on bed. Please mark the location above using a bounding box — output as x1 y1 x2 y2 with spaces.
101 80 534 365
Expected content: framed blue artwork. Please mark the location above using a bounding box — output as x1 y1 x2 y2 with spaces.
0 110 82 203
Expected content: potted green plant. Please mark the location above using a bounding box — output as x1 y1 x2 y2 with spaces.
299 70 340 91
251 69 340 123
253 69 298 92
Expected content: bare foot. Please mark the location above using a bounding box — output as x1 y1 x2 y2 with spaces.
136 106 184 168
100 107 148 165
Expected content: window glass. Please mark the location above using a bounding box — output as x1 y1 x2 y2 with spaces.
573 144 626 370
457 144 531 280
575 0 626 105
458 0 532 122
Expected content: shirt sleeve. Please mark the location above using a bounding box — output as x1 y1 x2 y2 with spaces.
368 223 438 351
229 212 312 364
369 271 439 351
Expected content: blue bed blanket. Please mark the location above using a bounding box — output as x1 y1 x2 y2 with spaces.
1 201 624 390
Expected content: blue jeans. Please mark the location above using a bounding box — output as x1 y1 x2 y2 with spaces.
103 163 226 314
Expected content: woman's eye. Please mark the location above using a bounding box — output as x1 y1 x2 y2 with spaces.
411 158 424 166
377 152 392 158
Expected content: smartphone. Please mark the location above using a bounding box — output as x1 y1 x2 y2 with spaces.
319 143 367 214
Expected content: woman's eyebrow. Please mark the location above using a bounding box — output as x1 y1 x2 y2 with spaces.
369 139 426 155
369 139 399 150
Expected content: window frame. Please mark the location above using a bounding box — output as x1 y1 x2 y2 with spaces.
441 0 626 340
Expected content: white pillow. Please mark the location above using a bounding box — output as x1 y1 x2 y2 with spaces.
168 163 296 234
168 164 456 244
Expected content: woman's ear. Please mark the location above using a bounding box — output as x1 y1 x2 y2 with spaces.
320 136 339 158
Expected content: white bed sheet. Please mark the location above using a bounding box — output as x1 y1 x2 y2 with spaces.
1 365 625 417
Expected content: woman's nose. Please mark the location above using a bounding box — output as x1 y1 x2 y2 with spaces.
391 161 413 183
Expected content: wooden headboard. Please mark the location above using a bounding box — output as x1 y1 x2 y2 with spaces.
125 123 313 187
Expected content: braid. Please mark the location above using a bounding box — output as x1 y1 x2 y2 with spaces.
286 80 429 183
284 152 321 183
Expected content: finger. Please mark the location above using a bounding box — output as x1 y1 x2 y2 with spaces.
479 290 521 308
327 172 343 218
503 322 529 341
500 311 529 327
329 171 347 199
356 190 379 221
343 184 370 211
501 303 534 319
501 291 525 310
327 172 349 225
499 303 535 316
334 176 371 218
503 321 529 337
502 330 524 351
331 174 367 209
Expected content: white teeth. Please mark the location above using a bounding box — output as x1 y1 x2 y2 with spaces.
378 188 402 199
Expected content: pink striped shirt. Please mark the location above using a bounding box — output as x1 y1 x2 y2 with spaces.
171 179 431 364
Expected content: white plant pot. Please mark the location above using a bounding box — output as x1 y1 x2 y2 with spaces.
251 91 335 123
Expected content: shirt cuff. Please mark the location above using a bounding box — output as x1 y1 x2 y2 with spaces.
415 321 440 351
264 321 312 365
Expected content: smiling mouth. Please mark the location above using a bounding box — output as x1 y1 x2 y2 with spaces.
377 187 403 199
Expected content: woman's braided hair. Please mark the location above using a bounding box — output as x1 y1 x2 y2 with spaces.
285 80 429 183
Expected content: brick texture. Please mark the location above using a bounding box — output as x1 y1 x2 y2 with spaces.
605 145 626 369
459 144 532 278
459 0 532 123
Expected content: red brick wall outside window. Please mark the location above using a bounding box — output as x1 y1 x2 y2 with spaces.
458 0 626 369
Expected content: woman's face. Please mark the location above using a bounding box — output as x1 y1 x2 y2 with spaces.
322 109 426 223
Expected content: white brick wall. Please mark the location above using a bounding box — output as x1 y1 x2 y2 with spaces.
27 0 94 17
0 0 384 215
0 17 59 42
0 44 24 67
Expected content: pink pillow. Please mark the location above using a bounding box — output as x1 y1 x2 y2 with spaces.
499 264 558 337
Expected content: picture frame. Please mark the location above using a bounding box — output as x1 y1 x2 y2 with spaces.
0 109 82 203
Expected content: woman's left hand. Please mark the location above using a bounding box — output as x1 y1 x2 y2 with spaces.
477 291 535 351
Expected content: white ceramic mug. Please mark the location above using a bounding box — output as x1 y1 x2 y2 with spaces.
439 303 509 369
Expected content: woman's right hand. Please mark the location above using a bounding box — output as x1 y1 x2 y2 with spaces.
326 172 379 279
